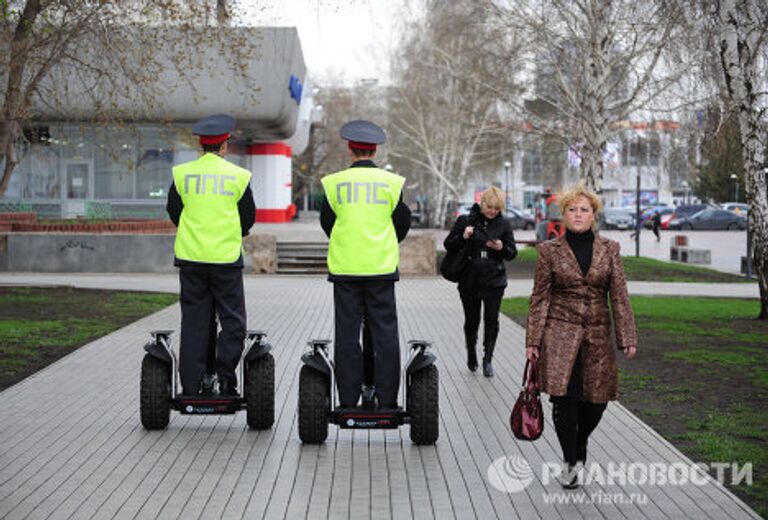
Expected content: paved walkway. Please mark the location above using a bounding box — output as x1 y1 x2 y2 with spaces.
0 272 760 299
0 275 761 519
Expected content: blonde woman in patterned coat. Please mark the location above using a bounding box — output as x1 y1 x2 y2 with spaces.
525 184 637 489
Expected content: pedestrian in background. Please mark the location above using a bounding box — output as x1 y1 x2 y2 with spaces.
444 187 517 377
525 184 637 489
651 210 661 242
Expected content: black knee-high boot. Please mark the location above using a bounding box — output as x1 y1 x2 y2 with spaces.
551 398 579 466
465 332 478 372
577 402 607 463
482 340 495 377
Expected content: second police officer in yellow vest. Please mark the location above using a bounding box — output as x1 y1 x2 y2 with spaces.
320 120 411 409
166 114 256 397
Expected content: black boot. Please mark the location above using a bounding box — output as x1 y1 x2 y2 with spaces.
482 343 495 377
577 402 607 464
552 398 579 467
218 379 238 397
467 346 478 372
199 373 216 396
465 334 478 372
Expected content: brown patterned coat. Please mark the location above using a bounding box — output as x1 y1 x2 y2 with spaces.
525 235 637 403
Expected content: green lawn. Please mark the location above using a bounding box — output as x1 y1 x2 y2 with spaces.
0 287 177 386
501 295 768 516
513 246 748 282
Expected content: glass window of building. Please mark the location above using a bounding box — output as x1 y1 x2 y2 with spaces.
136 126 176 199
94 126 138 199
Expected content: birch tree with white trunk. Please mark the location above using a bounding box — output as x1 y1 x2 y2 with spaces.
491 0 695 193
388 0 522 228
718 0 768 318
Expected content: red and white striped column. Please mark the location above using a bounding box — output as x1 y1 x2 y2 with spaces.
247 143 296 223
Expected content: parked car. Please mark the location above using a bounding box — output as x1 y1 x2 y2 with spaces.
444 202 474 229
504 207 536 230
664 204 711 229
445 202 535 230
721 202 749 216
668 208 747 230
602 207 635 230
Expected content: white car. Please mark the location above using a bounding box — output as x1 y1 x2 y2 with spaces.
721 202 749 215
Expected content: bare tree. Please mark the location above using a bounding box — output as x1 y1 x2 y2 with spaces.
0 0 253 197
389 0 523 227
491 0 697 193
292 81 391 211
718 0 768 318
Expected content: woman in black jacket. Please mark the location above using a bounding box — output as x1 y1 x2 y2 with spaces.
444 187 517 376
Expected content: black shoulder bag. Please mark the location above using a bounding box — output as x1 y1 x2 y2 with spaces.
440 218 474 282
440 243 469 282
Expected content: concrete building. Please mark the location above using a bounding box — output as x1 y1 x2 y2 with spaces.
2 26 317 223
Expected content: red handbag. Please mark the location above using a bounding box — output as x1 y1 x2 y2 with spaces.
510 359 544 440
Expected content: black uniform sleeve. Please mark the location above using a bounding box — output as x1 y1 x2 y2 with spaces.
501 220 518 261
443 215 469 252
239 185 256 236
392 194 411 242
320 197 335 237
166 182 182 227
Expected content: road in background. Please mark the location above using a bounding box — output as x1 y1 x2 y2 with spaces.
256 221 749 275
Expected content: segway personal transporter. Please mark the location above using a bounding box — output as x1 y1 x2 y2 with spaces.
139 327 275 430
297 325 439 445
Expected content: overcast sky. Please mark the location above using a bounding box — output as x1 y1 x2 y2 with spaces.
245 0 411 86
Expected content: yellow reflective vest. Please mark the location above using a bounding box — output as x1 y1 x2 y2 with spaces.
172 153 251 263
321 166 405 275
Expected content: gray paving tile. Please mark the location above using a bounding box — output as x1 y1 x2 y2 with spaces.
0 276 761 520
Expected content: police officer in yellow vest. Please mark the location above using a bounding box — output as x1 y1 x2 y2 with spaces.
320 120 411 408
166 114 255 396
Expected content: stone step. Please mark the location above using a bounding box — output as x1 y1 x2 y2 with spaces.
276 266 328 274
276 241 328 274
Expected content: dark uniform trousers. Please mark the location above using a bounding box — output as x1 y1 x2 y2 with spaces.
333 280 400 406
179 264 246 394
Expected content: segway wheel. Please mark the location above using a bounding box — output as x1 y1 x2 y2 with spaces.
298 366 330 443
408 364 439 445
245 353 275 429
140 354 170 430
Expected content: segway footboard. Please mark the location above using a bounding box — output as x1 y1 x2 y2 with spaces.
331 408 407 429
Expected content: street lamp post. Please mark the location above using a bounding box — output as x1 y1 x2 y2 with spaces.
730 173 739 202
504 161 512 209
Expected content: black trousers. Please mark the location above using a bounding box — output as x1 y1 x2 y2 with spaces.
333 280 400 407
459 286 504 358
550 349 607 466
179 264 246 394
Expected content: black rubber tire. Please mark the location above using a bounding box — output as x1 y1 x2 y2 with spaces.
408 364 439 445
245 353 275 430
298 365 330 443
140 354 170 430
727 223 738 231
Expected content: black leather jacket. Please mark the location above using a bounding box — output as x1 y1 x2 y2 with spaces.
444 204 517 292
